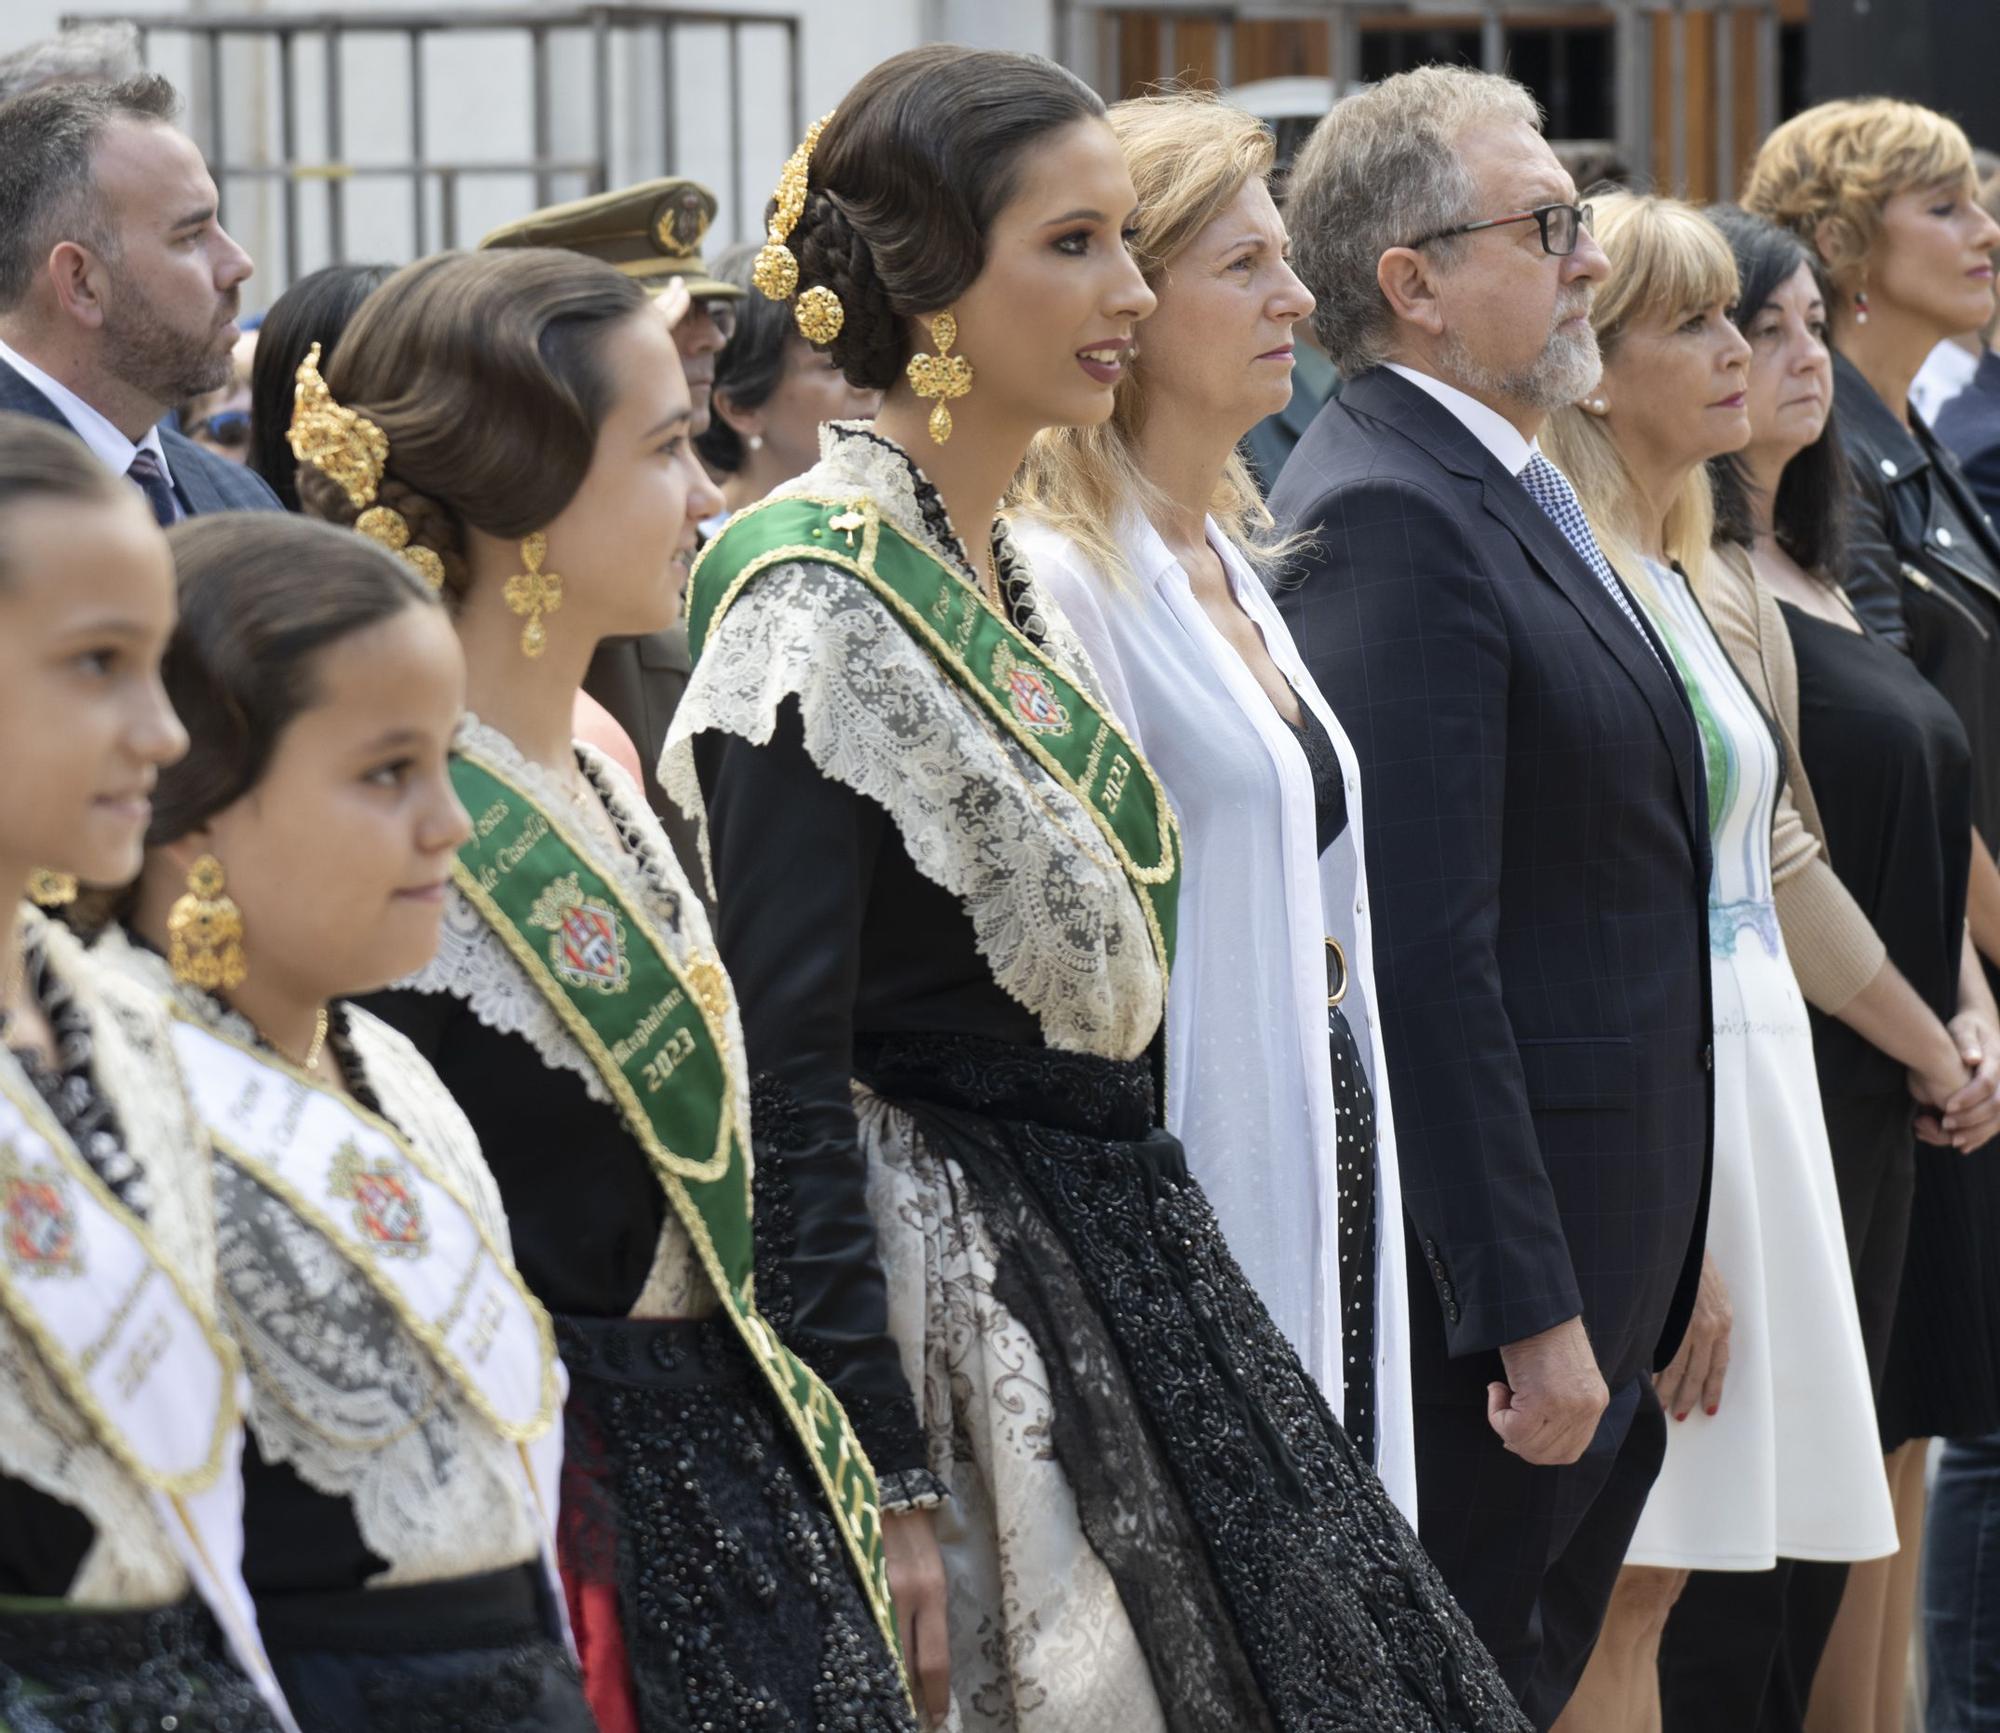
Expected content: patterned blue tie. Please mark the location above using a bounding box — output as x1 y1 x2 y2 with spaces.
126 448 179 527
1518 453 1664 671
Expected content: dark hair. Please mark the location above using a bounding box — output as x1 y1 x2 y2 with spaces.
1703 204 1851 580
0 413 125 586
297 249 647 601
696 244 791 474
248 262 395 510
789 45 1104 391
0 74 179 311
146 514 441 845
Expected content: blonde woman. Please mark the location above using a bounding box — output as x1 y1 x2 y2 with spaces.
1748 100 2000 1733
1010 88 1416 1513
1541 195 1906 1733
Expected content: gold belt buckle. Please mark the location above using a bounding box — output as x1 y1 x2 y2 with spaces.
1325 936 1348 1008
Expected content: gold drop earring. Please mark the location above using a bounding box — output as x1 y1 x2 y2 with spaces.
168 854 247 991
25 869 77 908
504 532 564 659
906 311 974 445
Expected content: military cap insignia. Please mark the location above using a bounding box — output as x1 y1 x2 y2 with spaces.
655 187 711 261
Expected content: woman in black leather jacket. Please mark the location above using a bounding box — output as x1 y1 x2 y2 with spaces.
1747 96 2000 1733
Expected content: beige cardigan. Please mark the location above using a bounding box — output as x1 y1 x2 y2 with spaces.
1693 542 1886 1013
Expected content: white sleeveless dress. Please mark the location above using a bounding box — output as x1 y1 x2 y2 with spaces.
1624 558 1895 1570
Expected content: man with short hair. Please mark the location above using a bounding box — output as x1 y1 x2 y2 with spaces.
481 177 745 883
1272 65 1713 1726
0 74 278 520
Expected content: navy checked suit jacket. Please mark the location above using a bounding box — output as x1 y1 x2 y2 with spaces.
0 354 282 516
1271 366 1713 1397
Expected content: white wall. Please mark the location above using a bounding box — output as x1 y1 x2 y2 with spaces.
6 0 1057 308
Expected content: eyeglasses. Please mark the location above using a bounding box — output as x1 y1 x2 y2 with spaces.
691 296 738 341
1407 202 1595 258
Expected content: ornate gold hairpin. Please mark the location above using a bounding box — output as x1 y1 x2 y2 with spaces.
288 343 446 591
752 112 846 347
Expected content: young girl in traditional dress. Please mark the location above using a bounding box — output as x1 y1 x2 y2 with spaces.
100 512 594 1732
0 416 291 1729
669 43 1529 1733
309 249 915 1731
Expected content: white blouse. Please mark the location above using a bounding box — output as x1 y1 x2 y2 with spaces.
1017 511 1416 1523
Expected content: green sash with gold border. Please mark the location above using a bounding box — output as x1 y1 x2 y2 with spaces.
446 744 902 1679
688 493 1181 973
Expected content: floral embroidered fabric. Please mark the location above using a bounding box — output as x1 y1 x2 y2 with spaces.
856 1032 1529 1733
663 424 1164 1061
0 912 219 1606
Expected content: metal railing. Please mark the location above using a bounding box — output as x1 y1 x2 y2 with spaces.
58 6 803 290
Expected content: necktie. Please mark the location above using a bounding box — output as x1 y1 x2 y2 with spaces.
1518 453 1664 671
126 448 179 527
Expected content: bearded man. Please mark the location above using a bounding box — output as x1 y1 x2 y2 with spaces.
1271 66 1714 1729
0 75 277 519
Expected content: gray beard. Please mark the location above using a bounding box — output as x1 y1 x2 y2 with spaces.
1442 316 1602 415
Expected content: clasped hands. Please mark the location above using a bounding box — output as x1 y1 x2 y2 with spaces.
1910 1010 2000 1152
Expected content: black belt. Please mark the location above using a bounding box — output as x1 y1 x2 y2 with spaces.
256 1561 545 1655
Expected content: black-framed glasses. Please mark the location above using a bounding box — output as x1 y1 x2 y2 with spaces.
1407 202 1594 257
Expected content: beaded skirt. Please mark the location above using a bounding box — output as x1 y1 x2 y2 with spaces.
853 1032 1530 1733
0 1595 281 1732
554 1314 915 1733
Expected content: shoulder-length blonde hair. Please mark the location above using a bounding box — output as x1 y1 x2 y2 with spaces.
1010 89 1290 586
1541 192 1740 597
1743 97 1977 294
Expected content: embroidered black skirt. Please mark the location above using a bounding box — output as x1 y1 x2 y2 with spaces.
0 1594 281 1732
853 1031 1529 1733
554 1313 914 1733
258 1563 591 1733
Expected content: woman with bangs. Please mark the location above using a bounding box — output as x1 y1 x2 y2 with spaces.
1749 101 2000 1733
1538 194 1902 1733
1011 88 1417 1515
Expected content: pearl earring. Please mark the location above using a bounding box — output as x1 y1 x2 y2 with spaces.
747 433 764 453
1587 397 1609 415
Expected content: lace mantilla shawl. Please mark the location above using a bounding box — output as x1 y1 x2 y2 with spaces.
93 928 545 1589
663 423 1165 1061
397 716 730 1319
0 910 219 1604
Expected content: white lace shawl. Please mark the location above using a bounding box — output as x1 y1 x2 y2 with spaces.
396 716 728 1319
662 424 1165 1062
0 911 215 1603
92 928 546 1588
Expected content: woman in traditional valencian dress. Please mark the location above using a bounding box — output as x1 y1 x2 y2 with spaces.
0 418 291 1728
92 512 594 1732
666 44 1529 1733
307 250 915 1732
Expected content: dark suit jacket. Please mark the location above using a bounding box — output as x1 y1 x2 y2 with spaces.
1936 346 2000 529
586 626 710 912
0 353 282 515
1270 366 1713 1398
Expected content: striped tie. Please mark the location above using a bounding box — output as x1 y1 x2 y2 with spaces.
126 448 179 527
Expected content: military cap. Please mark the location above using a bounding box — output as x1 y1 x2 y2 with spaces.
478 176 744 300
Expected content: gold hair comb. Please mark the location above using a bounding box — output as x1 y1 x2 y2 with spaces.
288 343 446 591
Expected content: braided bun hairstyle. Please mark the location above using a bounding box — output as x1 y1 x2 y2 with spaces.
784 45 1105 392
296 249 648 605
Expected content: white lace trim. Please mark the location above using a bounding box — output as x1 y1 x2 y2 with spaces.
397 716 725 1320
664 431 1164 1059
0 913 214 1603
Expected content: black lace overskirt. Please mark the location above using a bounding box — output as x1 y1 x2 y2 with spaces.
555 1314 915 1732
854 1032 1531 1733
0 1596 282 1733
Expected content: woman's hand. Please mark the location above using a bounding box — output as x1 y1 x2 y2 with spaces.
1654 1253 1731 1423
1938 1011 2000 1152
883 1506 950 1725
